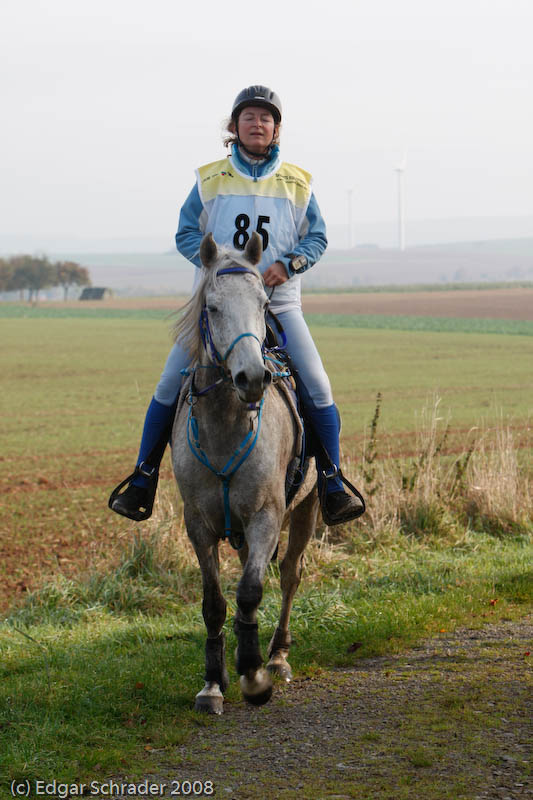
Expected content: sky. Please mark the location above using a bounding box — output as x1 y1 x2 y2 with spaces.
1 0 532 250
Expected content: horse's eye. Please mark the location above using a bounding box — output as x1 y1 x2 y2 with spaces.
263 299 270 310
207 305 218 313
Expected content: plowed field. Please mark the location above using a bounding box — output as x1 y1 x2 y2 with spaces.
302 287 533 319
38 286 533 319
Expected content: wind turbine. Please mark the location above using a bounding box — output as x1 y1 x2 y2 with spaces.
395 152 407 251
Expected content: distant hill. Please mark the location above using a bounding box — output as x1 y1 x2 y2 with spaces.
1 235 532 297
327 215 533 249
313 238 533 289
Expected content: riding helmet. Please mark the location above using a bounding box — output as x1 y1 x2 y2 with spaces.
231 85 282 124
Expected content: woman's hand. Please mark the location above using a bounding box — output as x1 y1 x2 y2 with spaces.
263 261 289 287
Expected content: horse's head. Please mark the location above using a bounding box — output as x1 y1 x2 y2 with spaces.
199 232 272 404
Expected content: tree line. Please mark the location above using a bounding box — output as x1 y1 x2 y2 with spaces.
0 255 91 301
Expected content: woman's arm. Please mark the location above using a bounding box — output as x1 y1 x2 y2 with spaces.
263 192 328 285
275 192 328 278
175 184 204 267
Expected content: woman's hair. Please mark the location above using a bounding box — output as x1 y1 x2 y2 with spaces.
221 116 281 150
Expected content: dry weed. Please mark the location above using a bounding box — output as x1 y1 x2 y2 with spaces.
116 398 532 581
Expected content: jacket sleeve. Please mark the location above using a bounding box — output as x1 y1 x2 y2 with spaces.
277 192 328 277
175 184 204 268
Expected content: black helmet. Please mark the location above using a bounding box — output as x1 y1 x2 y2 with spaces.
231 85 282 124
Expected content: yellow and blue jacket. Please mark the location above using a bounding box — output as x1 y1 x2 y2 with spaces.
175 145 327 311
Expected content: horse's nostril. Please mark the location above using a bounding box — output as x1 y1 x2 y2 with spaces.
234 371 248 390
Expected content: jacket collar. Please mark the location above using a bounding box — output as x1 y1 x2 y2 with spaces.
231 143 280 177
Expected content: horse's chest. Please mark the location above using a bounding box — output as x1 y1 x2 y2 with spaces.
172 420 276 512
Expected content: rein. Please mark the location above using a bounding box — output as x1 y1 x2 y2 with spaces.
186 395 265 550
184 264 289 550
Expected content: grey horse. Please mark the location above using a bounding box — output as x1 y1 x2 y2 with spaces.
171 232 319 714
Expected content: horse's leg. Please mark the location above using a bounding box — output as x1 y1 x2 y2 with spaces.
235 507 280 706
267 488 319 681
186 510 229 715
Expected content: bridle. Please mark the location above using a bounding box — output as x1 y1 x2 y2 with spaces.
198 266 265 371
183 264 290 550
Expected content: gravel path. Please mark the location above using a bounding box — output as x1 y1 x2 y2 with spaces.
117 618 532 799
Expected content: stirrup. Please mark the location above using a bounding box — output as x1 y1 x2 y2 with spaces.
108 463 158 521
319 467 366 526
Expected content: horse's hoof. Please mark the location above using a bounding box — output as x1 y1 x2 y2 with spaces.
194 682 224 715
240 667 273 706
267 658 293 682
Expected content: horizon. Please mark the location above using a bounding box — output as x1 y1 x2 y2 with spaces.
2 214 532 256
2 234 532 296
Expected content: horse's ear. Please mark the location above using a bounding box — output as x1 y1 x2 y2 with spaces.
244 231 262 266
200 233 218 269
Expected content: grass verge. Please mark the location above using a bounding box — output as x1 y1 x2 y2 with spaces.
1 524 531 789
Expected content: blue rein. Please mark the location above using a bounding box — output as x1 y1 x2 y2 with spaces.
185 264 284 550
186 396 265 550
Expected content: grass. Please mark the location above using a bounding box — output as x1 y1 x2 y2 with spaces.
1 309 532 794
0 305 175 319
2 316 532 604
1 395 532 788
3 319 533 457
3 301 533 336
305 312 533 336
1 528 531 789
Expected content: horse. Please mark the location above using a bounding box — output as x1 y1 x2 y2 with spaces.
171 231 319 714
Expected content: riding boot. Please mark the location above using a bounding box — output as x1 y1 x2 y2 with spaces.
109 396 178 521
304 402 365 525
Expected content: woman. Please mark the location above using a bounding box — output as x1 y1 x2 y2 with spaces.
110 85 364 525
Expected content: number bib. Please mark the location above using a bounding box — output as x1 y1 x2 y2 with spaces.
196 156 313 310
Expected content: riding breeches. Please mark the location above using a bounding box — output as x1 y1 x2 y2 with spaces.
153 306 334 410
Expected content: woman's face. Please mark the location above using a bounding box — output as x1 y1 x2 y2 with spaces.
236 106 278 154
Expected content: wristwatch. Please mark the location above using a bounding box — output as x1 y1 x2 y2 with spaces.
287 254 308 274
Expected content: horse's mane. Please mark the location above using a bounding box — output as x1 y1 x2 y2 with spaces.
172 248 262 364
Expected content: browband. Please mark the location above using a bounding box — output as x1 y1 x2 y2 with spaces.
216 266 258 277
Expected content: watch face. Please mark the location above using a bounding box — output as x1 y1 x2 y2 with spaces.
291 255 308 273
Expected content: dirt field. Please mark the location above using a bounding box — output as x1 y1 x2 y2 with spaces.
301 288 533 320
44 286 533 319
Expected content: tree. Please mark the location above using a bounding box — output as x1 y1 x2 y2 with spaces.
6 255 31 300
0 258 14 292
55 261 91 300
8 255 56 302
0 254 92 302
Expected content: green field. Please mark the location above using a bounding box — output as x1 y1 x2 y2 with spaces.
3 312 533 455
1 307 532 797
2 311 532 589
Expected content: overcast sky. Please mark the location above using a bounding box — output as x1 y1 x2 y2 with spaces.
1 0 532 248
